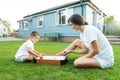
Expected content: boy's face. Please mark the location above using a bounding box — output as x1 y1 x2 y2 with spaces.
32 35 40 43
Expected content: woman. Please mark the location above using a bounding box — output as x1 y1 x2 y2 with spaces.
59 14 114 68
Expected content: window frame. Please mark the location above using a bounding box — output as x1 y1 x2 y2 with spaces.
56 8 73 26
21 21 28 30
59 9 66 25
38 16 44 27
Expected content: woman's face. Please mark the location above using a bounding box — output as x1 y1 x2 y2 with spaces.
69 22 80 31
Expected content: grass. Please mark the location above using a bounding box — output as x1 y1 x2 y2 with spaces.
0 40 120 80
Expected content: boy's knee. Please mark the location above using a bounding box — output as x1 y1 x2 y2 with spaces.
23 55 33 61
27 56 33 60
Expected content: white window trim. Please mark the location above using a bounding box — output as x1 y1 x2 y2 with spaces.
19 22 22 30
38 16 44 28
21 22 24 30
56 8 73 26
23 21 28 30
66 8 73 25
60 9 66 25
55 11 59 25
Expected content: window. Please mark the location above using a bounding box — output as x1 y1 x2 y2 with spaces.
21 22 24 30
56 8 73 25
92 11 97 26
19 22 22 30
0 21 2 24
24 21 28 30
59 10 66 24
4 28 6 31
21 21 28 30
38 16 43 27
66 8 73 21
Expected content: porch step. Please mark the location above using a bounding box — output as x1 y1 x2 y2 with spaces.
106 36 120 45
108 39 120 42
110 42 120 45
106 36 120 39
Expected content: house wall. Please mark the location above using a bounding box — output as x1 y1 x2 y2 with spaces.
36 12 80 37
19 5 87 38
86 5 104 31
73 5 86 19
96 13 104 31
0 22 8 37
86 5 94 25
19 3 105 40
0 25 2 36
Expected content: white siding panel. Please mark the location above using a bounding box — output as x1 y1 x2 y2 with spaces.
86 5 94 25
0 21 8 36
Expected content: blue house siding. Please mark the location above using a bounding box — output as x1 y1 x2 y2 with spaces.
32 17 38 28
56 25 80 36
18 0 106 39
19 30 30 37
73 6 82 14
44 13 56 28
42 11 81 36
30 13 57 36
21 6 82 37
82 5 87 20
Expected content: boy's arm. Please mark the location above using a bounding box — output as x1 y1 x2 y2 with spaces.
34 50 44 55
27 47 42 56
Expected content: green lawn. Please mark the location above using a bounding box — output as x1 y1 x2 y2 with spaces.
0 40 120 80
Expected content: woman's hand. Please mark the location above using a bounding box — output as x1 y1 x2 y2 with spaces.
66 50 71 53
56 50 71 56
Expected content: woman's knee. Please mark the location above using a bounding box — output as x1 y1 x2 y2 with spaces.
74 39 81 43
74 58 85 67
73 39 82 46
74 58 84 67
74 59 78 67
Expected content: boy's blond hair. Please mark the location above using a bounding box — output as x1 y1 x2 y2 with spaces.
30 31 40 37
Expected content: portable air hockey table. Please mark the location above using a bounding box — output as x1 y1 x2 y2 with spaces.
33 55 69 65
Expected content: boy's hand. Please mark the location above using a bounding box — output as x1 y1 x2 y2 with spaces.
37 54 43 60
40 53 44 56
37 54 43 57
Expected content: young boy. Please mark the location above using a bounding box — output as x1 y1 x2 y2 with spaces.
15 31 42 62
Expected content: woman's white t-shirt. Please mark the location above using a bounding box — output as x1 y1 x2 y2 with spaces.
80 25 114 62
15 39 34 59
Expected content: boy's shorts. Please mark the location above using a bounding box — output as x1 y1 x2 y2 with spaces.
15 56 24 62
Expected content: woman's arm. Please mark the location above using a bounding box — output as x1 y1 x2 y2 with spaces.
60 41 88 55
83 40 99 58
67 45 88 54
